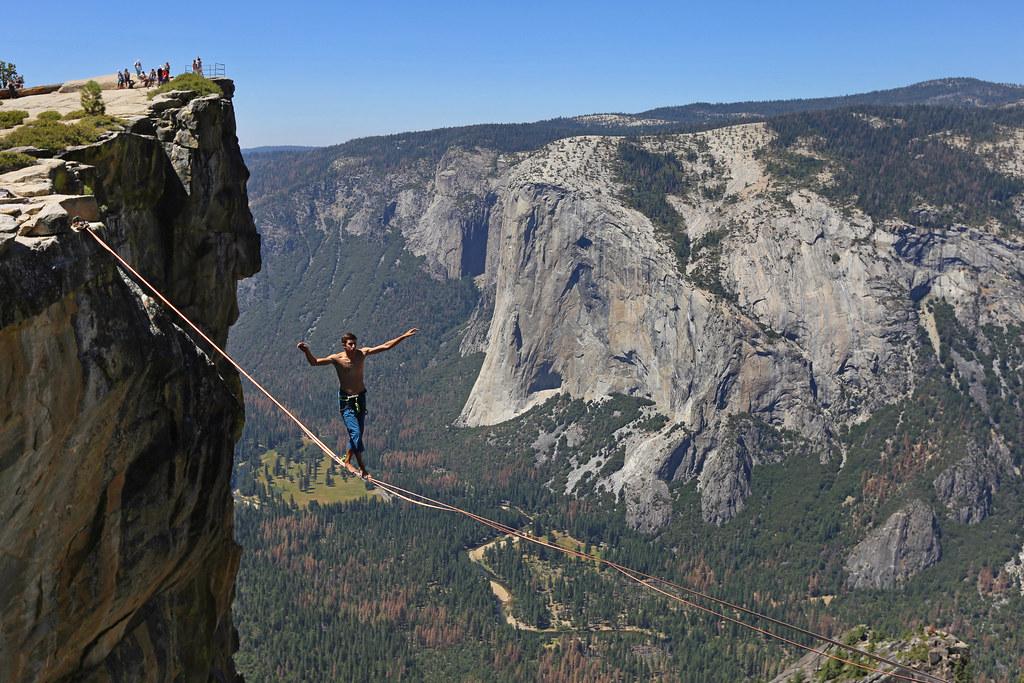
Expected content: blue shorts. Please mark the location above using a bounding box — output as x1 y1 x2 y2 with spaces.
339 390 367 454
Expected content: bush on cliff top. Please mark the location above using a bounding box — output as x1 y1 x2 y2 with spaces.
0 115 124 151
147 72 222 100
0 151 36 173
0 109 29 129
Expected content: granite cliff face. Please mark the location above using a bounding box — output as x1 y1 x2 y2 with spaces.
241 89 1024 603
0 82 258 681
273 120 1024 535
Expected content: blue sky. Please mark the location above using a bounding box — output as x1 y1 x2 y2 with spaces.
7 1 1022 147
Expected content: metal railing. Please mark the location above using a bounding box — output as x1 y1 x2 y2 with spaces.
198 62 226 78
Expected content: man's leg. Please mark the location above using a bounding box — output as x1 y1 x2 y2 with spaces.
352 451 368 478
341 406 363 475
352 399 368 477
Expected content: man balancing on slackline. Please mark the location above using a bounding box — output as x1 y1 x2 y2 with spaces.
297 328 418 477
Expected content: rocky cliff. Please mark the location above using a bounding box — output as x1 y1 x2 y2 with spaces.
768 626 969 683
461 122 1024 529
0 80 259 681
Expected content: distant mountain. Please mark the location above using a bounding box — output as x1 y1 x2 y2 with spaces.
242 145 316 155
248 78 1024 166
636 77 1024 124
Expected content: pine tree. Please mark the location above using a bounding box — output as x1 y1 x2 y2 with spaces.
80 80 105 115
0 61 15 88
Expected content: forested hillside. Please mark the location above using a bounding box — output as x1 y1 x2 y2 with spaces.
231 80 1024 681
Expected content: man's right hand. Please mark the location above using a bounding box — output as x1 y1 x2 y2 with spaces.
297 341 309 351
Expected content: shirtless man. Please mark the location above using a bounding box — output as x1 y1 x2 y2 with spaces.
297 328 417 476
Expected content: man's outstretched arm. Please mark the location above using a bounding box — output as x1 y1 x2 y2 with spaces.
297 341 333 366
363 328 418 355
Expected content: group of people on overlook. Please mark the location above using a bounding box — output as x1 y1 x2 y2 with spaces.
116 56 203 89
117 60 172 89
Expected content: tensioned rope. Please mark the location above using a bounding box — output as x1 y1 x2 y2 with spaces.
82 226 948 683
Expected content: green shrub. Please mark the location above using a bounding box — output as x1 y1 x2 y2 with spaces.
905 641 929 663
80 80 106 115
0 109 29 129
62 109 86 120
147 72 222 100
36 110 62 122
0 115 124 151
0 151 36 173
79 114 124 129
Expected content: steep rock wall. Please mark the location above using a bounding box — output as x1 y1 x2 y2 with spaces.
0 85 259 682
457 127 1024 528
240 119 1024 536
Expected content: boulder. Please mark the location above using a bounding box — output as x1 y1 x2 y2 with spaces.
0 158 68 197
17 200 69 236
57 195 100 222
149 92 191 114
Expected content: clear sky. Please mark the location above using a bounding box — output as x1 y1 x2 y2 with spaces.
6 1 1022 148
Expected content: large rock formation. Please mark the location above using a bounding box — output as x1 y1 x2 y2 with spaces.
844 500 942 590
933 438 1009 525
242 112 1024 537
451 126 1024 528
0 82 259 681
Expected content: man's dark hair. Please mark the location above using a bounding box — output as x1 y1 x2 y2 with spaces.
342 332 357 344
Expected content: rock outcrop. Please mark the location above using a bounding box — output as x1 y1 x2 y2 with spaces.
769 627 969 683
0 81 258 682
1005 544 1024 595
933 438 1009 525
844 500 941 590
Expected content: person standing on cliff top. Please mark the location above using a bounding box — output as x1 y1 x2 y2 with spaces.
297 328 417 477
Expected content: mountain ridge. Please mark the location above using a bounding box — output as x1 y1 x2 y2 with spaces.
243 77 1024 161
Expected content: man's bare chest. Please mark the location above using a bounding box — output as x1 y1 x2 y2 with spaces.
336 353 364 372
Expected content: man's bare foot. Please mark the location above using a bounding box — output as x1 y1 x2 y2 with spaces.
360 469 369 478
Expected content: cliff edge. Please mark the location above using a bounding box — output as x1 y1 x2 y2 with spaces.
0 79 259 681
